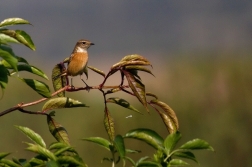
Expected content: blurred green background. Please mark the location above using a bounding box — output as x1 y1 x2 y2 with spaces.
1 1 252 167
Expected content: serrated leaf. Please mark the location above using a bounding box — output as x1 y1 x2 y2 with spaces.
106 97 142 114
173 151 198 163
123 70 148 111
52 64 67 97
0 152 10 160
104 108 115 142
87 66 105 77
168 159 189 166
10 64 48 79
82 137 111 151
15 30 35 50
179 139 214 151
0 47 18 72
57 156 86 167
125 128 164 150
26 143 57 161
19 78 51 97
125 65 155 77
150 99 179 133
42 97 88 112
114 135 126 158
0 159 20 167
0 18 30 27
16 126 46 148
164 131 181 154
47 116 70 145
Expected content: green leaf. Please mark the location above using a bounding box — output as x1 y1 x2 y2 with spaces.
137 161 161 167
179 139 214 151
0 18 30 27
114 135 126 158
57 156 87 167
173 151 198 163
51 64 67 97
87 66 105 77
47 116 70 145
150 99 179 133
0 33 19 44
168 159 189 166
54 146 72 156
15 30 35 50
10 64 48 79
0 64 8 95
25 143 57 161
124 128 164 150
46 160 59 167
19 78 51 98
42 97 88 112
123 70 148 111
104 108 115 142
106 97 142 114
82 137 111 151
164 131 181 154
0 47 18 72
0 152 10 160
0 159 20 167
15 126 46 148
28 158 44 167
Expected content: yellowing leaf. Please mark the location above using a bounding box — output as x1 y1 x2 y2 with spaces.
42 97 88 112
52 64 67 97
104 108 115 142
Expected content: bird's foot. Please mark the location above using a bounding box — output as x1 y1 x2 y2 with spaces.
81 79 91 92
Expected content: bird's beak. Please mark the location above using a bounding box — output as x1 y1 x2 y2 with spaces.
90 43 95 45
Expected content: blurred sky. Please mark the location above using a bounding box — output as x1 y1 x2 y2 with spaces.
1 0 251 68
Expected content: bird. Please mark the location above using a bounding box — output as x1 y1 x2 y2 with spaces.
62 39 94 88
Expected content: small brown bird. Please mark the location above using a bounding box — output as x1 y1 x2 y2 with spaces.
67 39 94 87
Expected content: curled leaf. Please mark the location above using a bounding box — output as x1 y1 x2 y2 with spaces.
123 70 148 111
150 99 179 133
146 92 158 100
47 116 70 145
87 66 105 77
42 97 88 112
106 97 142 114
52 64 67 97
125 65 155 77
104 108 115 142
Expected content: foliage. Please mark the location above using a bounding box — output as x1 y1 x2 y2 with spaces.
0 18 214 167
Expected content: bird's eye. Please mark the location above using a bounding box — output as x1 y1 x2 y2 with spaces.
82 42 86 44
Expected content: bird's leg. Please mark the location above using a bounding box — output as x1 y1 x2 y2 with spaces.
80 76 91 92
70 77 75 89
